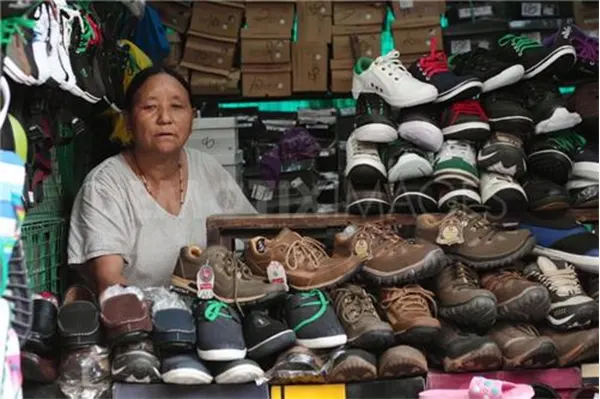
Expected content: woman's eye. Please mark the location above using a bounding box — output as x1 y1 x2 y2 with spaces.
172 104 184 109
143 104 157 110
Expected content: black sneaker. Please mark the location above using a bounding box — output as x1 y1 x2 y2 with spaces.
243 311 296 361
527 132 586 185
522 177 571 211
572 145 599 181
211 359 264 384
524 257 598 330
477 132 527 179
346 183 391 216
285 290 347 349
409 41 482 103
111 340 161 383
384 140 433 182
69 21 105 103
194 300 247 362
391 177 438 214
567 179 599 209
480 172 529 214
496 33 576 79
518 79 582 134
448 48 525 93
437 185 483 213
353 93 397 143
481 89 534 140
397 104 443 152
440 99 490 141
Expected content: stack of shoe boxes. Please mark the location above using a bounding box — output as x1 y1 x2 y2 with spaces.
573 1 599 35
508 2 574 44
330 2 387 93
241 2 295 98
152 1 193 81
391 1 445 62
181 1 244 95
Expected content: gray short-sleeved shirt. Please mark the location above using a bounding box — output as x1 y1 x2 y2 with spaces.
68 148 256 288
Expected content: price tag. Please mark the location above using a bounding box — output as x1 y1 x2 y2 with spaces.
458 5 492 19
196 263 215 300
542 4 556 16
267 261 288 289
251 184 274 201
478 40 491 50
342 224 357 238
451 39 471 54
521 2 542 17
290 177 304 189
398 0 414 9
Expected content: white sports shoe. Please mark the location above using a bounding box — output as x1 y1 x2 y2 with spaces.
352 50 438 108
480 172 528 213
30 4 51 85
345 134 387 185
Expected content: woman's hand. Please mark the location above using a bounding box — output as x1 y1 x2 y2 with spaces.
91 255 128 295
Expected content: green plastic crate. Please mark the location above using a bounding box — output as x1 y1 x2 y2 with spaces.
20 217 66 294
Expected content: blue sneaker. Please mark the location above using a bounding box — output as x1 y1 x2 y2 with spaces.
520 212 598 273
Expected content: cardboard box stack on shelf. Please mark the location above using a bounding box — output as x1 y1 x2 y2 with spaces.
181 1 245 95
391 1 445 64
241 2 295 97
293 2 330 93
152 2 192 81
330 2 387 93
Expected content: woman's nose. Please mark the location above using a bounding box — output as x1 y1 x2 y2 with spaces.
157 107 174 124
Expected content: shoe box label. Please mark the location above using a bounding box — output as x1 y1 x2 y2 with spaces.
196 263 215 300
267 261 288 290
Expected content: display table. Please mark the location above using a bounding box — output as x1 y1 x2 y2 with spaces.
113 381 269 399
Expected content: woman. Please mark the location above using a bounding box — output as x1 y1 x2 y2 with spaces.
68 66 256 294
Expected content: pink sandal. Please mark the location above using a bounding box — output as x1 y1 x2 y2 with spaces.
420 376 534 399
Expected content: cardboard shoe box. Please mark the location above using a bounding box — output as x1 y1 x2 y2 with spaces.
190 69 240 95
242 64 292 97
391 1 446 25
241 31 291 64
189 1 245 40
392 19 443 55
333 2 387 26
292 43 328 92
245 2 295 38
296 1 332 43
330 58 353 93
152 2 191 33
180 33 237 76
333 32 381 60
573 1 599 32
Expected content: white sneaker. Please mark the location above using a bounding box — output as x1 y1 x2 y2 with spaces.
386 141 433 182
433 140 479 187
352 50 438 108
480 172 528 213
345 134 387 185
438 187 482 212
30 4 51 85
0 77 11 129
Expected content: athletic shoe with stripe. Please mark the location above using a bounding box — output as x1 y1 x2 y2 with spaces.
524 257 598 330
572 145 599 181
397 104 443 152
433 140 479 188
527 132 586 185
346 183 391 216
392 177 438 214
441 100 491 142
345 134 387 185
478 132 527 179
480 172 528 213
481 89 534 141
437 186 482 213
352 93 397 143
384 140 433 182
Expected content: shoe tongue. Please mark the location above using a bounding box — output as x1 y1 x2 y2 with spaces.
276 228 303 245
537 256 566 273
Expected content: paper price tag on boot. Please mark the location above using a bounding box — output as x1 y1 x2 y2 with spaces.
436 220 465 246
267 261 288 291
196 263 215 300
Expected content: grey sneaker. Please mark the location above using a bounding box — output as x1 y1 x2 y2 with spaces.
161 353 212 385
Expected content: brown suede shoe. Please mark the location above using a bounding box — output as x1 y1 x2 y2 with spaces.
171 245 204 295
244 228 363 291
100 293 152 345
416 207 535 269
334 224 447 285
436 262 497 330
380 285 440 346
488 323 557 369
540 327 599 367
378 345 428 378
480 269 551 322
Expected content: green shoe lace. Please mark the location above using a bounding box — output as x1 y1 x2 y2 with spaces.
292 290 329 333
498 34 542 56
548 132 586 154
203 300 233 321
0 17 35 47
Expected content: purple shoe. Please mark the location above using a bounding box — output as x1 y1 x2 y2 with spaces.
544 23 598 77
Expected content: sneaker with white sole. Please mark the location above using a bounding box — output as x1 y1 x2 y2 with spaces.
397 104 443 152
477 132 527 179
437 186 482 212
524 257 598 330
440 99 491 142
352 93 397 143
345 134 387 185
346 183 391 216
352 50 438 108
480 172 528 213
392 177 438 214
433 140 479 188
527 132 586 186
567 178 599 209
29 3 52 85
212 359 264 384
385 140 433 182
111 340 161 383
572 145 599 181
161 353 212 385
194 300 247 362
481 89 534 141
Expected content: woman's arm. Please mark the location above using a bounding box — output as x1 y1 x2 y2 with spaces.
90 255 128 295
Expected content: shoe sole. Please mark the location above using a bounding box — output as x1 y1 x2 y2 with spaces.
378 356 427 379
214 363 265 384
572 162 599 181
162 368 213 385
442 121 491 141
482 65 525 93
111 350 161 383
353 123 398 143
247 330 297 360
392 192 438 214
347 329 395 351
548 301 598 331
363 249 449 285
438 188 483 212
497 286 551 322
435 80 483 103
524 45 576 79
488 116 534 137
535 107 582 134
529 194 572 211
327 356 377 383
297 333 347 349
439 296 497 330
532 246 599 273
398 120 443 152
504 341 557 369
347 197 391 215
196 347 247 362
443 342 503 373
388 154 433 182
448 235 536 269
394 326 439 346
573 198 599 209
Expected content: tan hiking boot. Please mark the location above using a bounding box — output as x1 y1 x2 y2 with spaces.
380 285 440 346
540 327 599 367
488 323 557 369
480 269 550 322
332 284 394 351
416 206 535 269
378 345 428 378
172 245 285 305
244 228 363 291
436 262 497 330
334 223 447 285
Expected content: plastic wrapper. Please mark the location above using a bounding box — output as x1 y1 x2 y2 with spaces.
101 285 144 305
143 287 190 316
262 346 337 385
58 345 111 399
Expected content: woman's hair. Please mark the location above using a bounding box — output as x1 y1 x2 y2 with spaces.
123 66 193 112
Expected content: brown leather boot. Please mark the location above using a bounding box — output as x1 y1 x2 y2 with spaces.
488 323 557 369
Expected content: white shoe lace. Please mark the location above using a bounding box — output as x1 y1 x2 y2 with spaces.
372 50 411 81
436 140 476 164
535 265 584 297
349 136 379 158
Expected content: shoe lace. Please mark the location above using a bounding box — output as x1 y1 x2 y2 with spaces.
203 300 234 322
222 251 254 280
499 34 542 56
450 100 488 120
0 16 35 46
293 289 329 333
350 137 379 157
419 37 449 77
514 323 541 337
573 35 599 64
334 287 379 324
452 263 479 287
372 50 412 81
532 266 584 296
445 205 496 234
355 223 408 252
282 237 328 271
381 285 437 317
547 133 587 153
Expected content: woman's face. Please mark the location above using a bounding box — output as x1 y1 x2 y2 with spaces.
128 73 193 154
